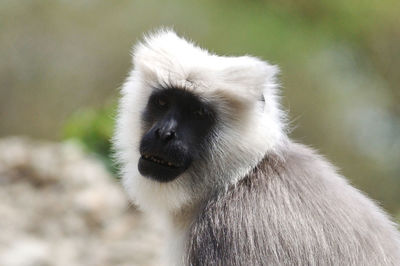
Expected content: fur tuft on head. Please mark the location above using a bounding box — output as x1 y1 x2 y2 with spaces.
114 29 287 212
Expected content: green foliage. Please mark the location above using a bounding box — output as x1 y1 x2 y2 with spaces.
62 102 117 175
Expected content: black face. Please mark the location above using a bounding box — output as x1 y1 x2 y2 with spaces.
138 88 216 182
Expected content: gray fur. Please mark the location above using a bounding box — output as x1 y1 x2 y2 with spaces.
114 30 400 265
186 142 400 265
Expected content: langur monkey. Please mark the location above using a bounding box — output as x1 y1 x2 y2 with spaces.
114 30 400 265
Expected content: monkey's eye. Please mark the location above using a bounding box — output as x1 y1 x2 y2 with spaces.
194 107 208 118
154 97 168 108
157 98 166 106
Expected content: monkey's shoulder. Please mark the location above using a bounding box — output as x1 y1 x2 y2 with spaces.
186 142 400 265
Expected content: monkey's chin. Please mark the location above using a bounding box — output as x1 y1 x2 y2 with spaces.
138 157 188 182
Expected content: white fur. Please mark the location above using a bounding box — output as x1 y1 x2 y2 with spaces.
113 30 289 265
114 30 400 265
114 29 286 214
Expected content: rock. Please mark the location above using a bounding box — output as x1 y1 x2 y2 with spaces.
0 137 164 266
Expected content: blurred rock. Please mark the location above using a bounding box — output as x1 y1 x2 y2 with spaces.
0 137 164 266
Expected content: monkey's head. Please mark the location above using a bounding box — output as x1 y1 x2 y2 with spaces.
114 29 286 211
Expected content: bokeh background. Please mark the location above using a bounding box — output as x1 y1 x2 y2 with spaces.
1 0 399 265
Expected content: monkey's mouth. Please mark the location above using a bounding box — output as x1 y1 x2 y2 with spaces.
138 152 191 182
140 154 181 169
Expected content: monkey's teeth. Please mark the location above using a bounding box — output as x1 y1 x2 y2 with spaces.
142 154 179 168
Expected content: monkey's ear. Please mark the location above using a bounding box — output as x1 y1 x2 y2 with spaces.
218 56 279 101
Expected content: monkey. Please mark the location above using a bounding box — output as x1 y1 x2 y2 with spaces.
113 29 400 265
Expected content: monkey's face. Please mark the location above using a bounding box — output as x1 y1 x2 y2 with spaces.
138 88 216 182
114 30 285 211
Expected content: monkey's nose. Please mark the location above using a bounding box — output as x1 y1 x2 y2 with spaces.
155 128 176 142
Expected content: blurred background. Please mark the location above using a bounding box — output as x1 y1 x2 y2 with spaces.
0 0 399 265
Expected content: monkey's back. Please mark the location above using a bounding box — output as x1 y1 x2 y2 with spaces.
187 142 400 265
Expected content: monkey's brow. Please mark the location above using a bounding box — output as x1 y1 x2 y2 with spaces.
153 82 191 92
150 84 212 107
157 74 198 91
